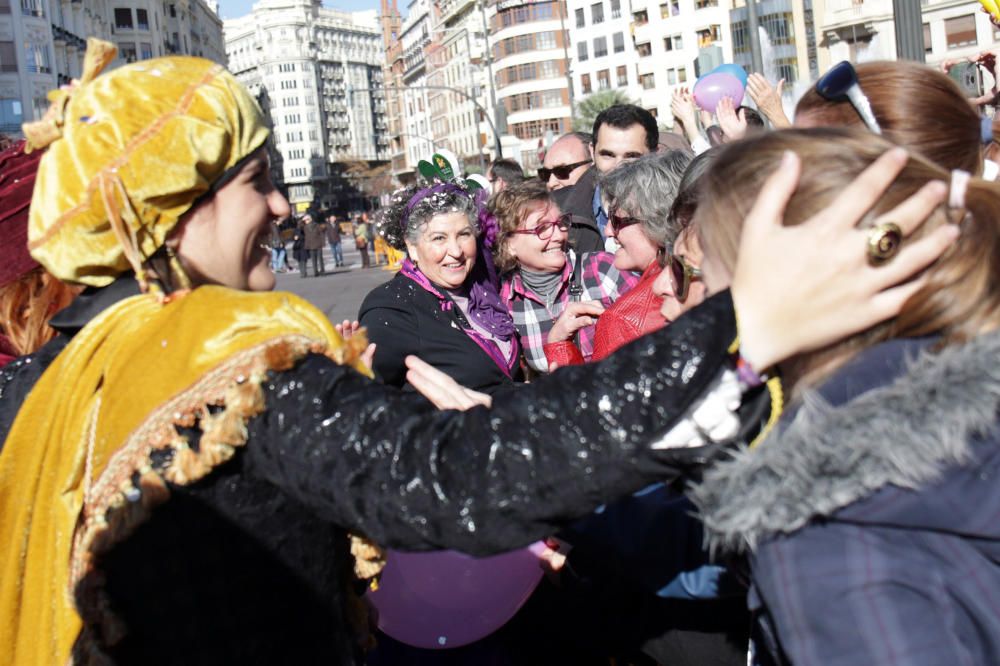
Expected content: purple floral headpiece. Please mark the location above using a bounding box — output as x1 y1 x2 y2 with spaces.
401 182 470 234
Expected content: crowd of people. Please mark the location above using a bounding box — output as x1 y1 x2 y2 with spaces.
1 35 999 666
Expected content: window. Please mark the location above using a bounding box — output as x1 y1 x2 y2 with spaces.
923 23 932 53
616 65 627 86
119 42 137 63
0 41 15 72
136 8 149 29
660 3 669 19
636 42 651 57
613 32 625 53
23 40 49 73
20 0 42 17
633 9 647 24
169 3 176 17
0 98 22 134
0 0 9 14
697 25 722 47
695 0 718 7
640 72 655 89
140 42 153 59
114 7 133 29
591 2 604 24
510 117 565 140
774 57 797 84
611 0 621 19
575 8 585 27
597 69 610 90
671 0 680 14
581 73 592 94
594 36 607 58
578 41 588 61
537 31 557 49
945 14 977 49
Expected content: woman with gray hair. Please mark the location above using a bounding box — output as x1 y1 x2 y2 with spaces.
359 181 521 394
544 150 692 366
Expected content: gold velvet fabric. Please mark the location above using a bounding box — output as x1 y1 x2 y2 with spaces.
26 39 269 287
0 287 371 666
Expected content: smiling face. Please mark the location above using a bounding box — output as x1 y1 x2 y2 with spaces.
542 135 592 190
609 207 660 272
594 124 650 173
405 211 478 290
652 228 709 322
506 201 569 273
171 149 291 291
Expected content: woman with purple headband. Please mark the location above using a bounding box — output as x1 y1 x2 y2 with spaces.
359 181 522 395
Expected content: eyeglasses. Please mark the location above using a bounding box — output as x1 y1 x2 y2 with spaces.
609 212 643 234
510 214 571 240
538 160 592 183
815 61 882 135
658 250 702 302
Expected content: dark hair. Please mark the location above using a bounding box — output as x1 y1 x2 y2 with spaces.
592 104 659 152
738 106 765 129
489 158 524 184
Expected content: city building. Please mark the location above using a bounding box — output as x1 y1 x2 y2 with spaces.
1 0 223 139
566 0 641 111
816 0 1000 71
489 0 573 170
395 0 434 181
225 0 389 212
730 0 818 89
427 0 491 173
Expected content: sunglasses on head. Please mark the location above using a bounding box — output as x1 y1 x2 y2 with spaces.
815 61 882 135
658 249 702 302
538 160 592 182
510 213 572 240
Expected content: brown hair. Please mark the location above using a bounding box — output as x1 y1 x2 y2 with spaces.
489 179 554 274
0 267 78 356
796 61 982 174
696 127 1000 391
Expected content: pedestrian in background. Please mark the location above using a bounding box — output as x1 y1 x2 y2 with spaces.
269 218 287 273
354 215 371 268
298 214 326 278
326 212 343 267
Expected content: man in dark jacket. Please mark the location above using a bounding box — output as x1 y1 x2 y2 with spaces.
553 105 659 254
326 212 343 267
298 214 326 277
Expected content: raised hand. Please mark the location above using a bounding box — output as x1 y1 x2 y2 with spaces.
747 73 791 128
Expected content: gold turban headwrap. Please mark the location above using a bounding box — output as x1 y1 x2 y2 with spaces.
26 38 270 287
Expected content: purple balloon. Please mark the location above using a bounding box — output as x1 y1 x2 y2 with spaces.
368 545 545 649
693 72 745 113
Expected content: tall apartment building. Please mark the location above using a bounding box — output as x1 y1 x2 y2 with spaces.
225 0 389 211
567 0 640 110
489 0 572 170
816 0 1000 70
427 0 490 172
395 0 434 180
380 0 410 178
1 0 222 138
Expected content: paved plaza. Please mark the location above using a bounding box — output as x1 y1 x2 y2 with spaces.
273 241 395 325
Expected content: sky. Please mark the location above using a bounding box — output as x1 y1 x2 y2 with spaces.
216 0 381 21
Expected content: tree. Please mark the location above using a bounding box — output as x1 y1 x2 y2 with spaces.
572 90 637 132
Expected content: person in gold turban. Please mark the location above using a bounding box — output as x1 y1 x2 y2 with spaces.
0 39 958 665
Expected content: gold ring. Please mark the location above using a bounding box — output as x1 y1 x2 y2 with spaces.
867 222 903 266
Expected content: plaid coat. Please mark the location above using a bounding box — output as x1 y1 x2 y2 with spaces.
500 250 639 373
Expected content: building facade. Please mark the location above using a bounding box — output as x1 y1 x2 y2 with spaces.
567 0 641 112
489 0 572 170
0 0 222 139
225 0 389 212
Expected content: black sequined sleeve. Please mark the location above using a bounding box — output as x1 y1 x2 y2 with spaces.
245 291 737 555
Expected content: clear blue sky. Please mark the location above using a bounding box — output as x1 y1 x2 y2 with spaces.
216 0 381 21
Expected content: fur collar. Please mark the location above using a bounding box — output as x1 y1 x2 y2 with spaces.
691 331 1000 554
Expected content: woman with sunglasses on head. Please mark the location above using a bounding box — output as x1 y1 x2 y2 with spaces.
543 151 692 368
796 60 988 176
357 181 521 396
492 180 639 374
649 127 1000 666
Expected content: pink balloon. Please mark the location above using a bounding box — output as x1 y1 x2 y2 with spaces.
693 72 745 113
368 545 544 649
